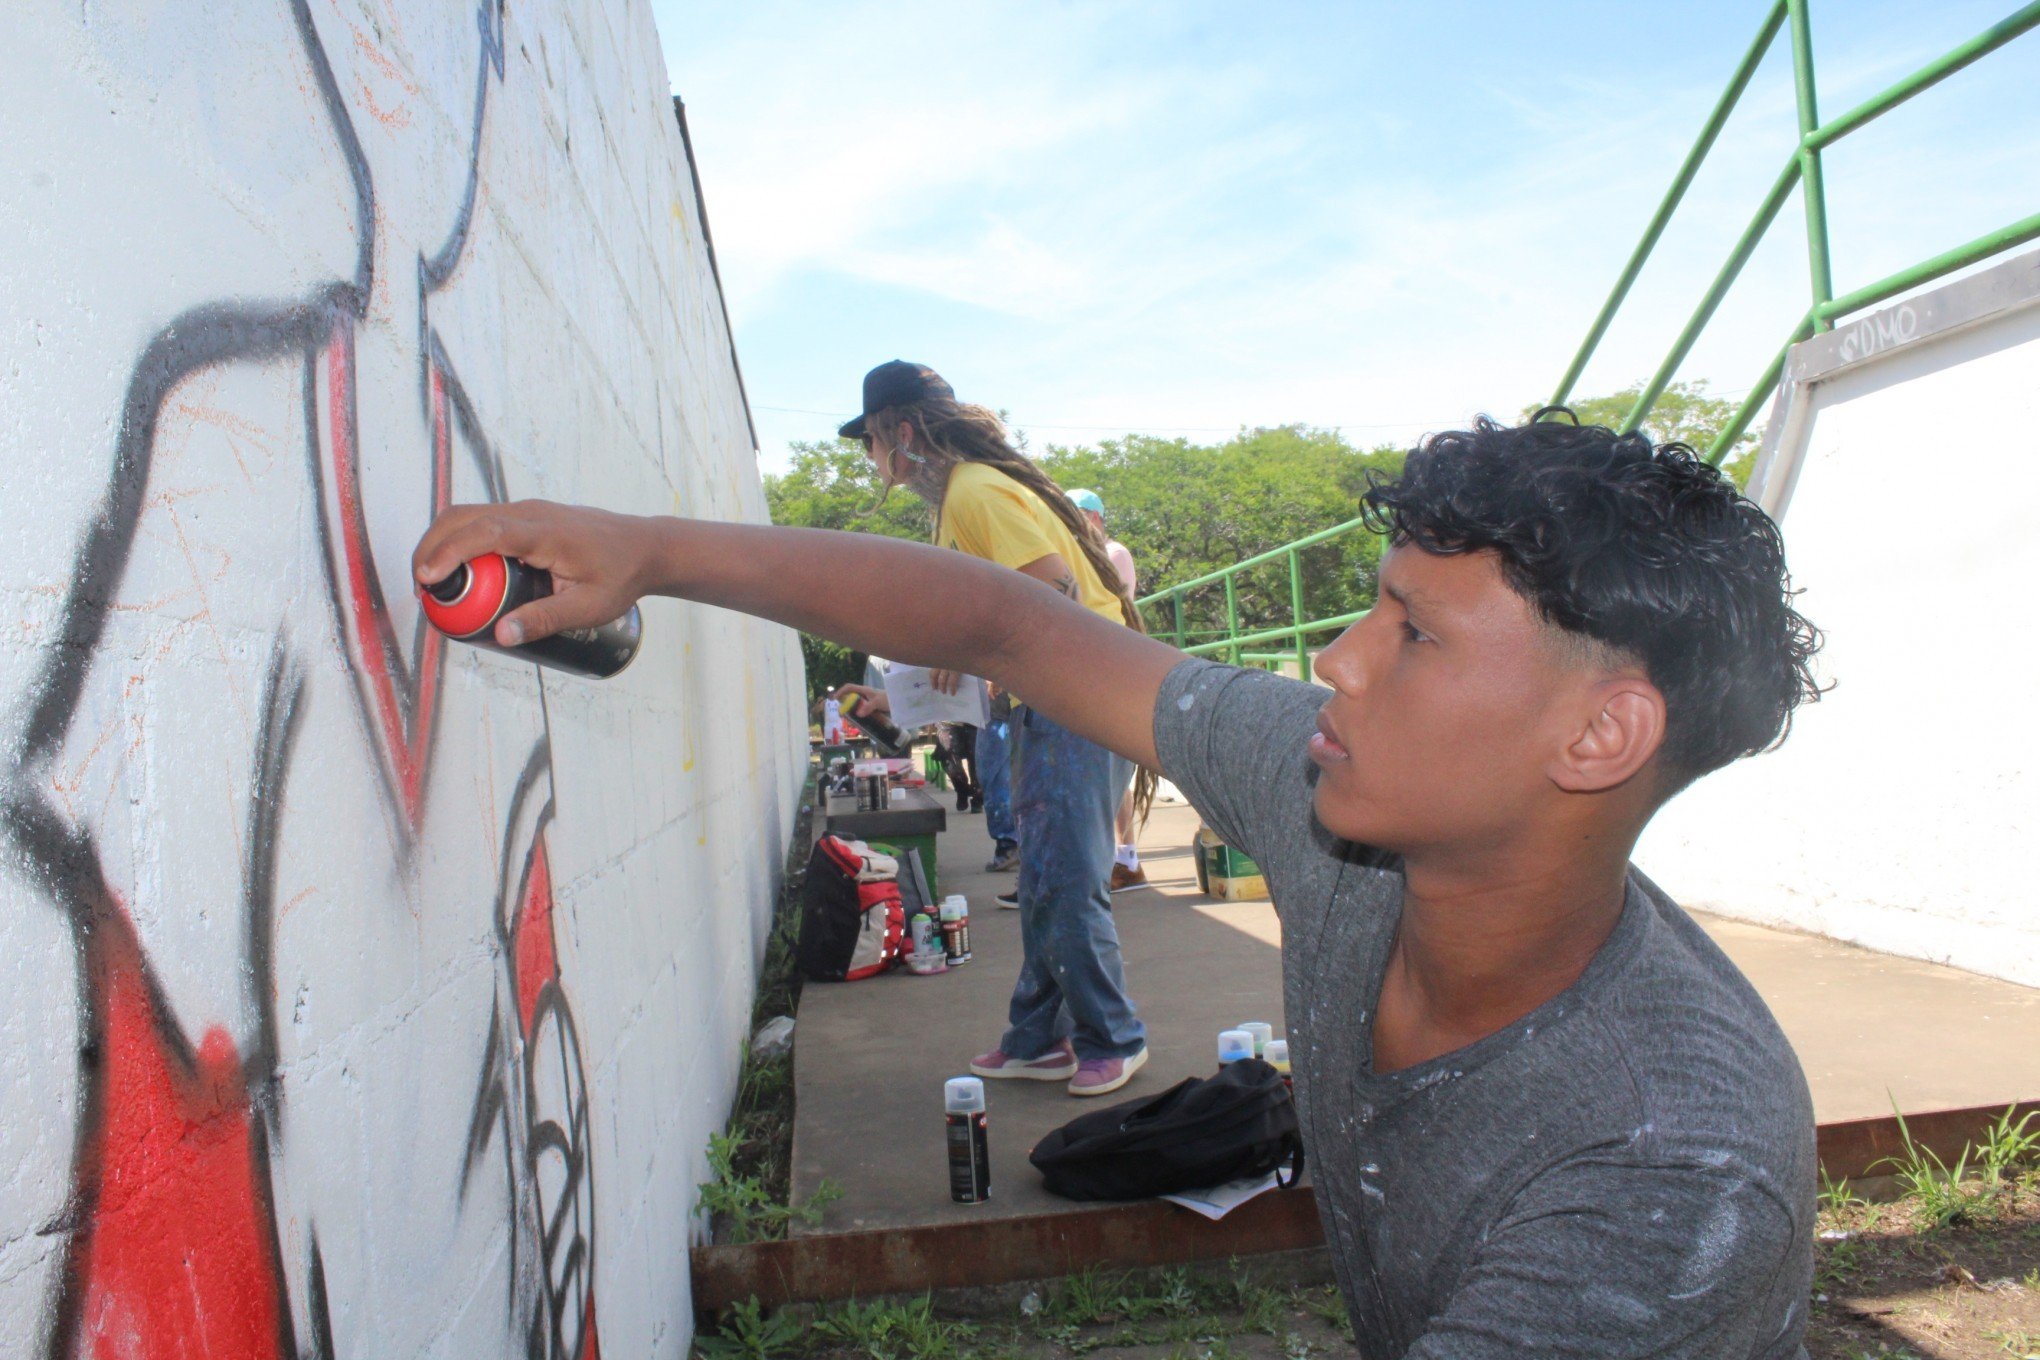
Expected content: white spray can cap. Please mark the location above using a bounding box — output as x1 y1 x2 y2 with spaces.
1217 1029 1255 1064
1264 1039 1290 1066
940 896 967 921
945 1076 986 1113
1238 1021 1273 1055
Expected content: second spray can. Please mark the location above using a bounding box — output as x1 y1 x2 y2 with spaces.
938 895 971 965
945 1076 990 1203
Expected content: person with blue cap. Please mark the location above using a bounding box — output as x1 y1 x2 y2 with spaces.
1067 488 1147 892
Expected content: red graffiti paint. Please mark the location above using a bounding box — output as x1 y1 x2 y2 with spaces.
507 831 605 1360
68 906 285 1358
512 839 558 1042
321 322 450 829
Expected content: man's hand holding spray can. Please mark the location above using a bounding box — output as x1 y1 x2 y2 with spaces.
418 552 643 678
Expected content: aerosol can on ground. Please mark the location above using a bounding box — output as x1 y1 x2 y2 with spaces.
945 1076 990 1203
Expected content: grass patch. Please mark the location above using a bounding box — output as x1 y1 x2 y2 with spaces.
813 1297 982 1360
1867 1104 2040 1232
1811 1108 2040 1359
697 778 843 1245
697 1298 810 1360
692 1270 1357 1360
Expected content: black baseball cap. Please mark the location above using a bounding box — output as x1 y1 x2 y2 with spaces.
838 360 954 440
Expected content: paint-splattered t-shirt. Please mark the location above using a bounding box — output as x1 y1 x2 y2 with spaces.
1153 658 1816 1360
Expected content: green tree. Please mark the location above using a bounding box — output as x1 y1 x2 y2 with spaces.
763 425 1407 697
1041 426 1403 654
763 438 930 542
762 439 928 703
1530 380 1760 488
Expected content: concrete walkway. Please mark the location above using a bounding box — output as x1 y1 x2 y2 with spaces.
790 795 2040 1236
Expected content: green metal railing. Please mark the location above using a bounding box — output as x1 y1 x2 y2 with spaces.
1553 0 2040 465
1140 3 2038 666
1137 517 1373 670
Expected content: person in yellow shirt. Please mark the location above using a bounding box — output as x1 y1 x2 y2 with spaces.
840 360 1151 1096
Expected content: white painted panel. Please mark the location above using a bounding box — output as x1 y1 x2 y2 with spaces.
1640 295 2040 989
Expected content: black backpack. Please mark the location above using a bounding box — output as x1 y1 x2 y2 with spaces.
1029 1058 1305 1201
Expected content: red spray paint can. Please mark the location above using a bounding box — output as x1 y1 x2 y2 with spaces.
419 553 642 679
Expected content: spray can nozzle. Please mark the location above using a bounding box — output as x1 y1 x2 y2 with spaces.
424 562 472 605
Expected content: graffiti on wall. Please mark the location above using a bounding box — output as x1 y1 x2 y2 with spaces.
464 745 602 1359
1 0 603 1353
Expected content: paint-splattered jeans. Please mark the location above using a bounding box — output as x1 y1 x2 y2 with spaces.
977 716 1016 851
1000 707 1145 1061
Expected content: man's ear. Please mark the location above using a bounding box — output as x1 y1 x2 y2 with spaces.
1551 679 1666 793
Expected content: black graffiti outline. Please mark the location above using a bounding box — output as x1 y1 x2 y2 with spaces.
458 737 601 1360
529 983 596 1360
303 0 512 838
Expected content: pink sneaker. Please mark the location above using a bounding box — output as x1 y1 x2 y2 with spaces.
969 1040 1078 1081
1068 1046 1148 1096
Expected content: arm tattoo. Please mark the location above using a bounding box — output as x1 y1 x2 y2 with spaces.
1054 573 1078 598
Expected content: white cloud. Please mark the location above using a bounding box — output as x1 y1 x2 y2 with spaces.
655 1 2040 469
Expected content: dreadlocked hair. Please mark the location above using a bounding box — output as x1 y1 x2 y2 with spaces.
867 396 1158 828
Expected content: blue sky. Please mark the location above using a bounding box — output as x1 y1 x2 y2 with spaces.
649 2 2039 473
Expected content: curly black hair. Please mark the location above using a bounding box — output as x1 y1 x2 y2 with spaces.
1360 410 1824 783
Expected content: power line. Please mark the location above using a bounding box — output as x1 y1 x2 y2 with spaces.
751 404 1474 435
752 382 1761 439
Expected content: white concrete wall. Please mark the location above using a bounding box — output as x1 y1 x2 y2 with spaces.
0 1 806 1355
1638 285 2040 990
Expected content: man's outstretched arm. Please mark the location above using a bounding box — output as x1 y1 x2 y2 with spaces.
413 502 1182 768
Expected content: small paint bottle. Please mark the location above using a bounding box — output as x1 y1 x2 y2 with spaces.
940 895 971 963
909 912 939 958
945 1077 990 1203
1238 1022 1273 1058
419 553 641 679
1217 1029 1254 1066
1265 1039 1292 1090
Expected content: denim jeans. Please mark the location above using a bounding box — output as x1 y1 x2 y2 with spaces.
1000 707 1145 1061
977 717 1016 850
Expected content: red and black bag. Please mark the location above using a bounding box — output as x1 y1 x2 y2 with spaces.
797 835 906 982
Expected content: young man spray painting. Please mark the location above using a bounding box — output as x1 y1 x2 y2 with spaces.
417 411 1826 1356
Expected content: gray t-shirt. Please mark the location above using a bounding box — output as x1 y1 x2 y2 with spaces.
1154 659 1815 1359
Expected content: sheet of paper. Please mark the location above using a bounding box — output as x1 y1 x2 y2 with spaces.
882 665 991 731
1158 1170 1282 1221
